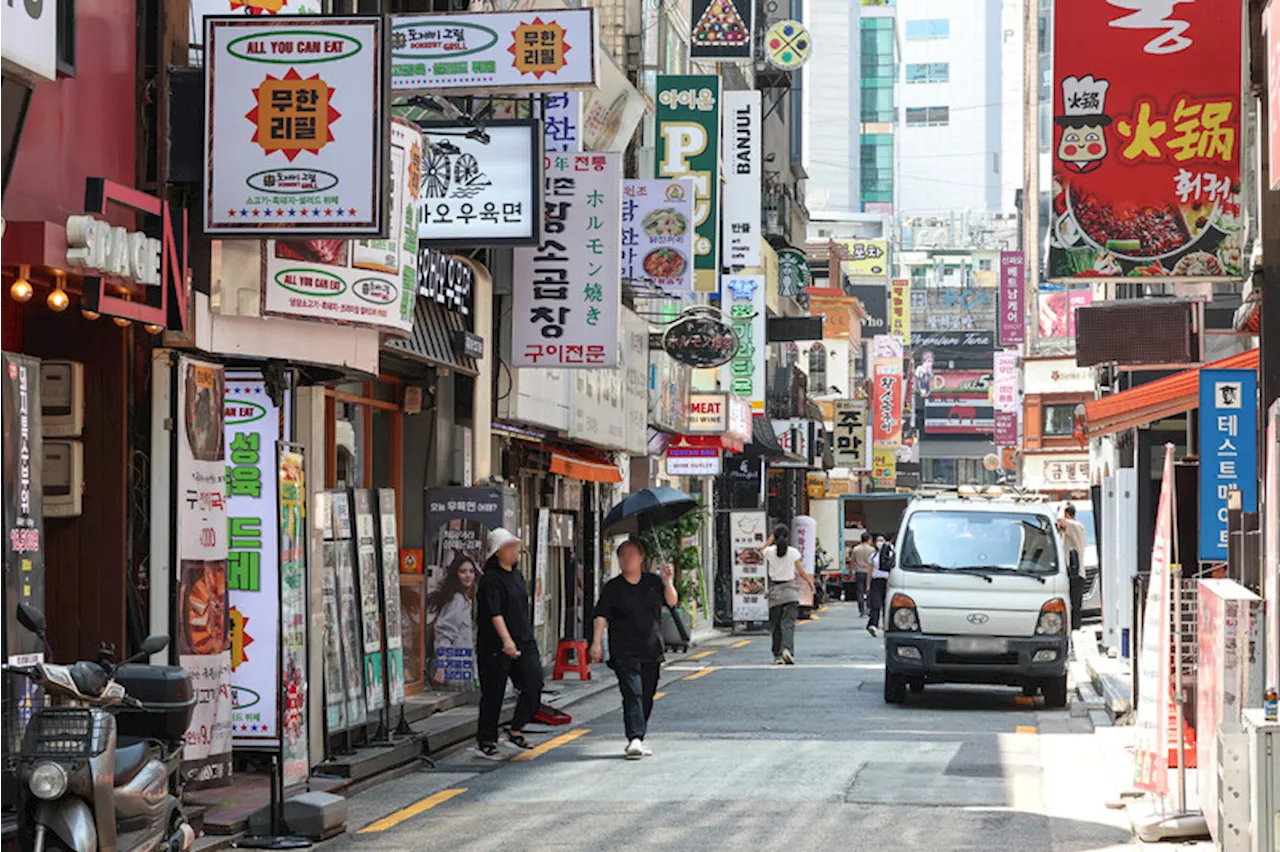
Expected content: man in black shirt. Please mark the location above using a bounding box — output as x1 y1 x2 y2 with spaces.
590 539 678 759
475 528 543 759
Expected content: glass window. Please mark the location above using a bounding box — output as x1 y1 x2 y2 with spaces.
901 510 1061 575
905 62 948 83
862 87 895 123
905 106 949 127
1043 404 1077 437
808 344 827 394
906 19 949 40
978 258 993 271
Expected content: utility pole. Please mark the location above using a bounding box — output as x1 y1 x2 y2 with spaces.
1255 0 1280 422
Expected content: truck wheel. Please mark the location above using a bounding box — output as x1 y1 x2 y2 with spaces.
884 671 907 704
1042 675 1069 708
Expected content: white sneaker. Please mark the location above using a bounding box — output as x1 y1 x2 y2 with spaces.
782 649 794 665
773 657 784 665
625 738 644 759
639 741 653 757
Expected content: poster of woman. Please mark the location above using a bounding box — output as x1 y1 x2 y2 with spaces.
427 552 479 684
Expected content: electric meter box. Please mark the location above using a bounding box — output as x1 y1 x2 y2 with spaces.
43 440 83 517
40 360 84 437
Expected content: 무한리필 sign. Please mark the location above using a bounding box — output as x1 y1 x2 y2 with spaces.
1199 369 1257 560
656 76 721 292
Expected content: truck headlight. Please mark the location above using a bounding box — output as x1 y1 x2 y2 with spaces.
29 762 68 801
1035 598 1067 636
889 593 920 632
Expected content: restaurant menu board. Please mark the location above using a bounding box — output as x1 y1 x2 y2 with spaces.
331 492 366 730
376 489 406 707
352 490 385 714
1049 1 1243 280
730 510 767 622
621 179 695 293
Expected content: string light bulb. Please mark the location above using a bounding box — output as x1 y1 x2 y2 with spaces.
9 265 33 303
46 272 69 312
145 323 165 335
81 309 100 321
113 293 132 328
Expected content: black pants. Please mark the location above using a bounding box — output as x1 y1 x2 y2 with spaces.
867 577 888 628
769 601 798 658
851 573 869 614
841 581 858 603
613 659 661 741
1068 549 1084 631
477 639 543 746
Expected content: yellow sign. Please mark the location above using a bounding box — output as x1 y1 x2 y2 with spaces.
827 477 852 496
890 278 911 344
837 238 889 278
871 447 896 488
806 473 828 498
509 18 571 78
249 69 337 161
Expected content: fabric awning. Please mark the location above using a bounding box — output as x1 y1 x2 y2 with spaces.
549 447 623 483
1083 348 1259 439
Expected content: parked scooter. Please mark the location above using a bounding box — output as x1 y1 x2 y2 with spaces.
4 603 197 852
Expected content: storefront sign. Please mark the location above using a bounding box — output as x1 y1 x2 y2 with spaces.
513 153 622 367
727 395 751 443
261 119 419 334
666 446 722 476
205 16 387 236
1200 369 1258 560
847 283 888 334
656 75 721 292
543 92 582 153
832 399 869 470
913 287 997 332
1 0 56 81
994 412 1018 446
999 250 1025 345
622 179 695 294
584 51 647 152
777 248 811 298
720 274 766 412
175 356 232 788
924 401 994 436
911 330 994 359
1051 1 1243 280
454 331 485 360
807 289 855 339
687 392 729 433
663 311 738 368
689 0 754 61
1039 288 1094 339
1027 455 1090 489
722 90 761 267
730 510 768 621
417 248 473 314
764 19 811 70
418 120 541 247
278 447 309 788
838 239 889 278
890 278 911 343
390 9 599 93
871 447 896 489
871 340 903 448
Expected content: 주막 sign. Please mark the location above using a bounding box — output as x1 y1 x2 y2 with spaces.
831 399 868 470
1198 369 1257 560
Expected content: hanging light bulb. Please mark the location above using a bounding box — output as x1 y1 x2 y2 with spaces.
113 293 132 328
46 272 69 312
144 323 165 335
9 264 33 303
81 308 101 321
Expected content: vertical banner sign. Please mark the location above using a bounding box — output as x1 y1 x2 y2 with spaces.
831 399 868 470
376 489 406 707
1199 369 1258 560
225 372 282 746
689 0 755 61
3 353 44 758
998 251 1025 345
175 356 232 788
721 90 762 268
513 153 623 367
720 274 766 413
992 350 1020 446
534 508 551 627
1135 444 1175 795
277 446 308 789
1270 1 1280 191
871 356 903 447
890 278 911 343
331 492 366 728
1051 1 1243 280
320 498 348 733
1265 403 1279 689
871 448 897 490
791 515 817 608
543 92 583 153
729 510 768 621
656 75 721 292
352 490 385 714
621 179 695 294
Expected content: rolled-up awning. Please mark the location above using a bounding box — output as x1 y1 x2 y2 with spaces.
549 447 623 483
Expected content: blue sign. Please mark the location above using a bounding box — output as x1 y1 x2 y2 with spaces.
1199 369 1258 561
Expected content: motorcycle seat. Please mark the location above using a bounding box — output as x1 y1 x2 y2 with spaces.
113 740 149 786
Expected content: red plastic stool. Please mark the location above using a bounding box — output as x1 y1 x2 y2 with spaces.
552 640 591 681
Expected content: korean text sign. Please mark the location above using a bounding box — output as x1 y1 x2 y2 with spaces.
656 76 721 292
1050 1 1243 280
838 239 889 278
622 179 695 293
204 17 388 236
721 90 762 268
890 278 911 343
719 274 766 412
513 153 622 367
1199 369 1257 561
831 399 868 470
871 351 903 449
998 251 1025 345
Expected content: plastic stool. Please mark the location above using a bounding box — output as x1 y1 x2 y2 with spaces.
552 640 591 681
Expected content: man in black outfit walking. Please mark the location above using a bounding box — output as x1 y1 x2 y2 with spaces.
475 528 543 760
590 539 678 759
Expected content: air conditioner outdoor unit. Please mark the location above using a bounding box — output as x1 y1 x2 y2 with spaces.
1244 709 1280 852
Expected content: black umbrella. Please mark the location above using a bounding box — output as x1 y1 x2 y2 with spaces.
602 486 697 537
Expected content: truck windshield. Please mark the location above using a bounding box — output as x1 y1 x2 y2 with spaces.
900 510 1060 575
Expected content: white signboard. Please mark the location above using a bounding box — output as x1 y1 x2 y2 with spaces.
391 9 599 93
720 274 766 412
622 180 695 294
2 0 57 81
261 119 419 334
543 92 582 152
721 90 762 268
583 51 647 153
513 153 622 368
832 399 869 470
204 16 388 236
993 350 1019 414
418 121 541 246
688 392 730 433
621 309 651 455
730 510 768 621
666 447 722 476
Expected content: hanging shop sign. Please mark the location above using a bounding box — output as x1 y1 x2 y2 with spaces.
622 179 696 294
204 16 388 236
831 399 869 470
730 510 768 621
277 446 309 788
1038 288 1094 339
1199 369 1258 561
543 92 582 153
513 153 622 367
687 392 731 434
998 250 1025 345
772 418 817 468
838 239 889 278
720 274 766 412
621 309 651 456
910 330 994 359
847 283 888 334
806 289 855 339
727 395 751 443
656 75 722 293
666 445 723 476
418 120 541 247
689 0 754 62
583 50 647 153
890 278 911 344
1 0 57 81
871 447 896 489
663 311 738 368
175 356 232 788
871 339 903 449
390 9 599 93
261 119 420 335
1050 1 1243 280
649 351 692 434
764 19 811 70
993 350 1019 446
417 248 473 314
722 90 762 267
777 248 812 298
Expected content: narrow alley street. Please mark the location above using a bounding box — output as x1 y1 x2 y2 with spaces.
325 601 1133 851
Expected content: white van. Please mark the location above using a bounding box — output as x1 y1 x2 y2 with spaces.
883 496 1072 707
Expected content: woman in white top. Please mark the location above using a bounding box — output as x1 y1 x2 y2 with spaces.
867 534 893 636
760 525 814 665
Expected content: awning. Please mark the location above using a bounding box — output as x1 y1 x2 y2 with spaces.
382 298 478 377
735 414 787 458
673 434 745 454
1083 348 1259 439
549 447 623 483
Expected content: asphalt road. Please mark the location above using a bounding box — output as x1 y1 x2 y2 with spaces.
322 601 1136 851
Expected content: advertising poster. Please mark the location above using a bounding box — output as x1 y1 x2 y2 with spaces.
534 509 550 628
729 510 768 621
513 153 623 367
204 16 387 236
1038 288 1094 339
352 490 385 713
278 447 308 788
790 515 816 608
720 274 766 412
1199 369 1258 561
656 75 722 292
837 239 889 277
175 356 232 788
831 399 869 470
390 9 599 93
689 0 754 61
1134 445 1175 794
998 251 1025 345
622 179 695 294
1050 1 1244 280
721 90 762 268
376 489 406 707
871 341 903 448
331 492 366 728
889 278 911 343
320 509 347 734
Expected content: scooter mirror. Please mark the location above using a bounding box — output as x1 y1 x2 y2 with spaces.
140 634 169 655
16 603 45 638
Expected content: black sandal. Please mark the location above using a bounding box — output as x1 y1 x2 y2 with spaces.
505 730 535 750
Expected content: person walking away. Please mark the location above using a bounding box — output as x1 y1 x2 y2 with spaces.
866 534 893 636
1058 504 1087 630
761 526 813 665
849 533 876 616
475 528 543 760
590 539 677 759
840 543 858 602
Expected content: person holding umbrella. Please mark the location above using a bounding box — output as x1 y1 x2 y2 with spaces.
590 539 678 759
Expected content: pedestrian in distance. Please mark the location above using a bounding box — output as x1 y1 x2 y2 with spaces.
1058 504 1087 630
849 532 876 616
474 528 544 760
866 533 893 637
761 525 814 665
590 539 677 759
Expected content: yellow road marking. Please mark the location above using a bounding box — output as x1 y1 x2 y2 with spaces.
684 666 718 680
1016 725 1037 734
818 606 829 613
689 649 717 660
730 640 752 648
511 728 590 762
654 691 667 700
357 788 467 833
